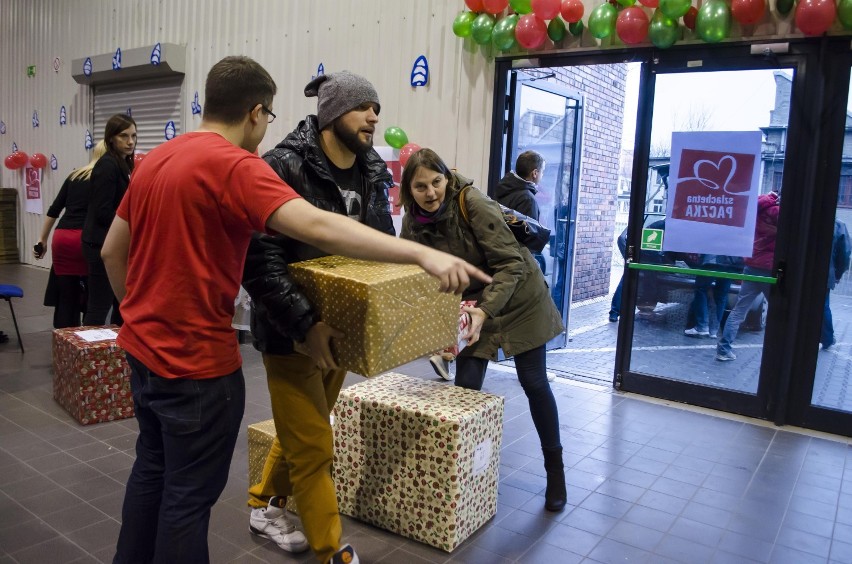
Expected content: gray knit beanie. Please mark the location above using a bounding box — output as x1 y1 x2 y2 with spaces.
304 71 380 130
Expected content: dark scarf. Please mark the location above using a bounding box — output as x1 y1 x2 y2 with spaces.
411 201 448 224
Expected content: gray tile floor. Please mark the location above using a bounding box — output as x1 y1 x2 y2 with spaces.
1 263 852 563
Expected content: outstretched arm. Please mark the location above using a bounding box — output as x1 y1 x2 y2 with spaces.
266 199 491 293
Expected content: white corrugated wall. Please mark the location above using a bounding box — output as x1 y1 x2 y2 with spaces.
0 0 495 266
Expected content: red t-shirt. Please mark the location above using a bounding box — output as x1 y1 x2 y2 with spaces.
115 132 300 379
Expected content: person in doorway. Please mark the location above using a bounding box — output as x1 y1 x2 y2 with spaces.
101 56 490 564
82 113 136 326
821 219 851 350
241 71 395 563
682 254 741 338
34 141 107 328
608 227 627 322
716 191 780 361
399 148 567 513
495 150 547 274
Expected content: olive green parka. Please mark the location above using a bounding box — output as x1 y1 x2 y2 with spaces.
401 173 563 360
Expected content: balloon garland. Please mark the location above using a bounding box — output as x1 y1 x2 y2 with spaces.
452 0 849 52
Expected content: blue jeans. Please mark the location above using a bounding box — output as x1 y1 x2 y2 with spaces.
456 345 561 450
822 293 834 347
610 275 624 317
691 276 732 333
114 353 245 564
717 267 772 355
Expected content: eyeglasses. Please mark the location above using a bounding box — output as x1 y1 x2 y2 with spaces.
259 105 276 124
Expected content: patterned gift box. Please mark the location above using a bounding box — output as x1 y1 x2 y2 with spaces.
247 419 299 514
287 256 458 377
52 326 134 425
333 373 504 552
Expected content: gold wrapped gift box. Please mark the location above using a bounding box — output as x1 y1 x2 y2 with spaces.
332 373 504 552
287 256 458 377
247 419 298 514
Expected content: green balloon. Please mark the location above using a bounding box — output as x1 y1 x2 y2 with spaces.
384 127 408 149
548 17 567 41
776 0 794 15
493 15 519 50
617 0 637 6
568 19 585 36
696 0 730 43
840 0 852 28
588 3 618 39
649 9 679 48
453 11 477 38
471 13 496 45
509 0 532 14
659 0 692 19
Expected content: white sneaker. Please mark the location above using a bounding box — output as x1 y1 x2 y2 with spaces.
429 354 453 381
684 327 710 337
249 497 309 553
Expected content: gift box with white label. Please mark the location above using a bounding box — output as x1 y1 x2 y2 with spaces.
332 373 503 551
52 326 133 425
287 256 458 377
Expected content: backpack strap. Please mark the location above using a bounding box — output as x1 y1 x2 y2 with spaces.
457 185 471 224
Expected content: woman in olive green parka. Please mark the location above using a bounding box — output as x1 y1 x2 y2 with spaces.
400 148 566 512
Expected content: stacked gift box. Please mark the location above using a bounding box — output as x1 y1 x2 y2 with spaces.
287 256 459 377
332 373 504 552
247 419 299 513
53 326 134 425
0 188 19 263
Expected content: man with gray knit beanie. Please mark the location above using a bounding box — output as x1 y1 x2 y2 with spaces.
242 71 392 564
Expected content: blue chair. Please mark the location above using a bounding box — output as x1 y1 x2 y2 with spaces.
0 284 24 353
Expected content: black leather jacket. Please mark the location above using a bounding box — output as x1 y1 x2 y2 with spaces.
241 115 395 355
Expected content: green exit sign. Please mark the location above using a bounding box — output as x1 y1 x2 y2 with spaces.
26 65 36 77
641 228 664 251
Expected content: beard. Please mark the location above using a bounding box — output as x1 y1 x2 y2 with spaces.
332 120 373 155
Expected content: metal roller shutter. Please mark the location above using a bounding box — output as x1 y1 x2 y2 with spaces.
93 77 183 153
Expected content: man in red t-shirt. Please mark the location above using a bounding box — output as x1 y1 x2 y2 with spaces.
102 56 490 564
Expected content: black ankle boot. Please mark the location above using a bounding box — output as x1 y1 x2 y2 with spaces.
542 446 566 512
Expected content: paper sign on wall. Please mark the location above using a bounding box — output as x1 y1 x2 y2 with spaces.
375 145 403 235
664 131 762 258
24 166 43 214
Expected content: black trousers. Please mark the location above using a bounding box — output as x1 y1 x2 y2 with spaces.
82 242 122 326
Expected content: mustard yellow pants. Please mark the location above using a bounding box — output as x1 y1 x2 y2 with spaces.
247 352 347 564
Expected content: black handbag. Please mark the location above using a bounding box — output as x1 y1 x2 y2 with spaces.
458 186 552 254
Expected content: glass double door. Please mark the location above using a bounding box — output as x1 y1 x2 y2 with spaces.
617 43 852 435
497 71 583 349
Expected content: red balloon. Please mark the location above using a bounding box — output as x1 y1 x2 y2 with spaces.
12 152 28 168
561 0 585 22
515 14 548 48
29 153 47 169
531 0 561 19
616 7 650 44
483 0 509 14
731 0 766 24
795 0 837 36
683 6 698 29
399 143 422 168
465 0 485 12
4 155 18 170
637 0 659 6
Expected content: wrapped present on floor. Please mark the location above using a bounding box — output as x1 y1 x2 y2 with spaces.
287 256 458 377
247 419 298 514
52 326 133 425
333 373 504 552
